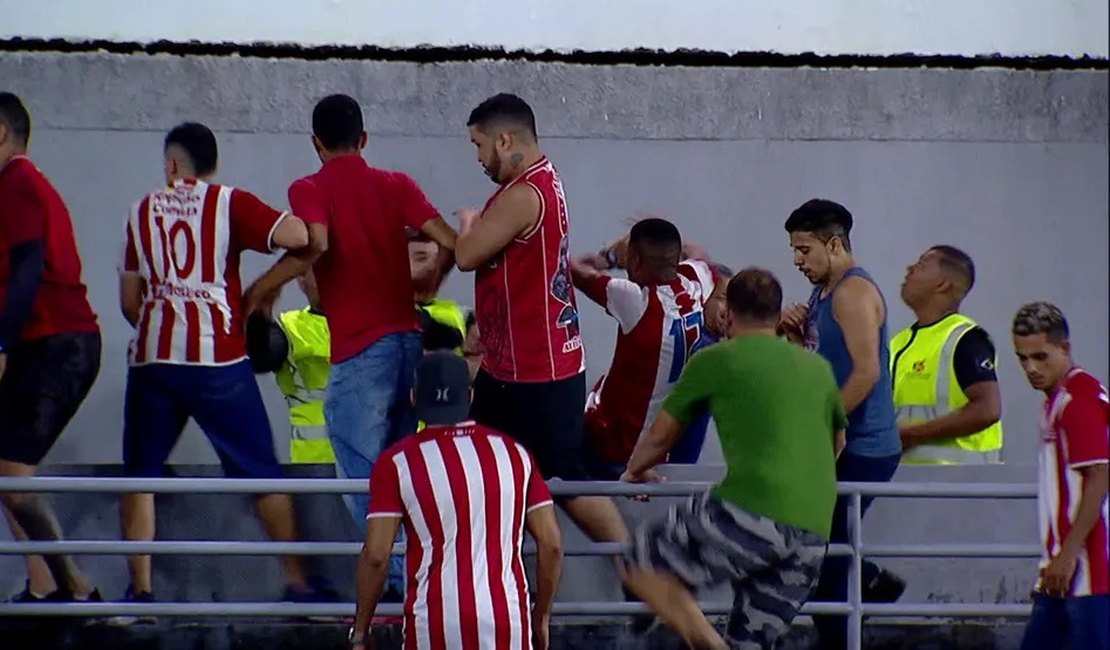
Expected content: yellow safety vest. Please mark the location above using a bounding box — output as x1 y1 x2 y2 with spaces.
419 299 467 356
276 308 335 464
890 313 1003 465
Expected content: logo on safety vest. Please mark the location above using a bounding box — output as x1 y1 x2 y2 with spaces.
912 359 926 373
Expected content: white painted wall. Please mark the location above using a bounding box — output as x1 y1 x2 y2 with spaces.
3 0 1107 59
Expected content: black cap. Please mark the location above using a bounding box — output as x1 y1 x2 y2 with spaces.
414 351 472 425
245 312 289 374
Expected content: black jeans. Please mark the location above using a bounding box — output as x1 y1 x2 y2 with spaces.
812 450 901 650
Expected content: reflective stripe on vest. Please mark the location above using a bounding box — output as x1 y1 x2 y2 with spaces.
290 425 336 464
890 314 1003 465
276 308 334 464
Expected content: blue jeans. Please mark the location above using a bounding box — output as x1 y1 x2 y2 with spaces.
812 450 902 650
1020 593 1109 650
324 332 421 592
123 360 281 479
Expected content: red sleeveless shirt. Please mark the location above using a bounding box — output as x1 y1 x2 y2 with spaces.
474 156 585 383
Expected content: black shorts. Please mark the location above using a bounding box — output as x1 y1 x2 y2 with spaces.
470 370 589 481
0 331 101 465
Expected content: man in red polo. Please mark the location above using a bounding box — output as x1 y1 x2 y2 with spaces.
288 94 457 598
0 91 102 603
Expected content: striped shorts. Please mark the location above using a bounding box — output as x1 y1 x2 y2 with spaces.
624 492 827 649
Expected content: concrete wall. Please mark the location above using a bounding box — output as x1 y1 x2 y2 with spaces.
0 52 1106 608
3 0 1108 58
1 53 1105 468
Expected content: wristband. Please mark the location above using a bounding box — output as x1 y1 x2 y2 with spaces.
601 246 619 270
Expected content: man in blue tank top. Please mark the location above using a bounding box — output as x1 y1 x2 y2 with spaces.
779 199 904 650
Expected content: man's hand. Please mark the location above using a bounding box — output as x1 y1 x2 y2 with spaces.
778 302 808 338
454 208 481 235
578 251 611 271
898 424 922 451
619 467 665 502
242 286 279 322
1040 549 1079 597
532 610 550 650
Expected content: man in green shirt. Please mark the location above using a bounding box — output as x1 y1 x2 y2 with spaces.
621 267 845 650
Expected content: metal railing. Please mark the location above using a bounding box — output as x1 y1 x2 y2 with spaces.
0 477 1038 649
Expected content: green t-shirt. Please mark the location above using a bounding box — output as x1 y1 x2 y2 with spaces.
664 334 846 538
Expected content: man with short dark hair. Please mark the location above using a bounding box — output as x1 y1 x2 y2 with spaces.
1011 302 1108 650
289 94 458 598
350 351 564 650
570 217 717 478
621 267 842 649
117 121 328 609
456 94 633 575
0 91 103 604
894 245 1003 463
779 198 901 649
855 244 1008 606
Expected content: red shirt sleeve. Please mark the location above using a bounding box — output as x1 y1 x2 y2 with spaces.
0 167 46 247
120 221 140 273
524 451 553 512
576 273 611 307
1061 383 1110 468
229 188 284 254
288 177 328 227
393 172 439 232
367 449 404 518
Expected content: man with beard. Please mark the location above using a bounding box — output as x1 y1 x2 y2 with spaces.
454 93 633 596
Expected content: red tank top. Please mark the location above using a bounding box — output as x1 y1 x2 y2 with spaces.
474 156 585 383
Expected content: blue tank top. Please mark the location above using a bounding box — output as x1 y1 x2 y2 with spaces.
803 267 901 457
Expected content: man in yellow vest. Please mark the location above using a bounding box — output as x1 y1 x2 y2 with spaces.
856 245 1008 608
275 271 335 464
276 238 471 463
410 233 467 354
892 245 1003 464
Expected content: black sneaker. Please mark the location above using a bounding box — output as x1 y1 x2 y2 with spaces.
8 581 53 603
284 578 344 623
864 569 907 604
8 581 104 604
105 586 156 626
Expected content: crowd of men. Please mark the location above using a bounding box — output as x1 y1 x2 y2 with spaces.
0 87 1106 650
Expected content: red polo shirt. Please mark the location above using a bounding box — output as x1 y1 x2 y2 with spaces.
289 155 439 363
0 156 98 343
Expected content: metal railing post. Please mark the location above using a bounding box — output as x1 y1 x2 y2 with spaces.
847 490 864 650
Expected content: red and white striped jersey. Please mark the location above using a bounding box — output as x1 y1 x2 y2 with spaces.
474 156 586 383
368 421 554 650
577 260 716 464
120 179 287 366
1037 367 1109 597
